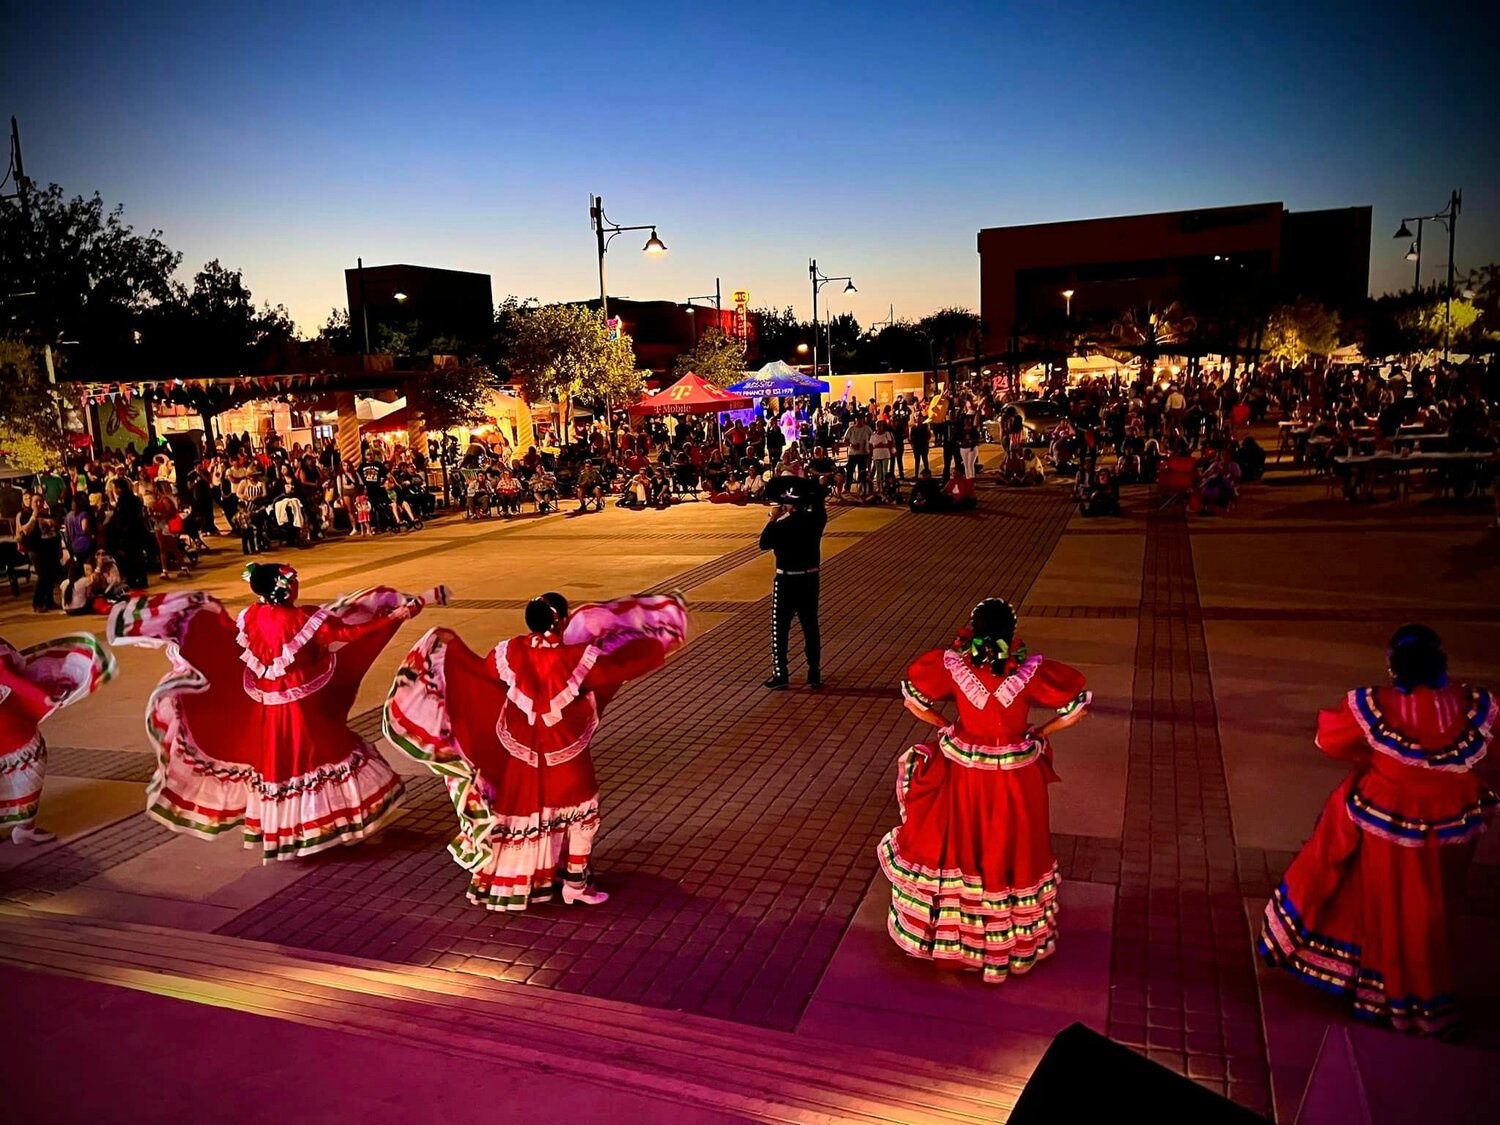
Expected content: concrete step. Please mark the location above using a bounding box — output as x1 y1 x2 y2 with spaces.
0 905 1023 1124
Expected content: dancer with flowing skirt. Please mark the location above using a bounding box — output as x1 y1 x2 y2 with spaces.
1 633 115 843
1260 625 1496 1037
385 591 688 910
109 562 444 861
878 599 1092 983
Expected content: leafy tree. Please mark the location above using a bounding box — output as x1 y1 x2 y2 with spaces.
0 183 180 376
404 363 496 433
750 305 811 365
510 304 641 431
0 339 63 469
1400 297 1481 352
673 326 747 386
855 319 932 373
310 308 358 358
1263 300 1341 367
131 261 299 447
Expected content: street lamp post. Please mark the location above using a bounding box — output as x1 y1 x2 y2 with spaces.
1062 288 1075 319
809 259 855 383
589 193 666 328
1394 189 1462 362
685 280 722 345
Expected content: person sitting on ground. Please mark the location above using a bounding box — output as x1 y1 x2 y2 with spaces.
908 468 946 512
62 558 94 615
620 466 651 509
941 464 979 511
649 466 673 508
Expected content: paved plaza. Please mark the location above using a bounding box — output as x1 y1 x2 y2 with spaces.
4 440 1499 1123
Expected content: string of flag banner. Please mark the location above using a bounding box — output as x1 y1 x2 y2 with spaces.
78 374 352 407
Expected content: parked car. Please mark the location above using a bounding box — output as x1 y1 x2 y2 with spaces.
984 399 1069 446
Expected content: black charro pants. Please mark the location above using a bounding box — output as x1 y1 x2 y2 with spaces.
771 573 820 680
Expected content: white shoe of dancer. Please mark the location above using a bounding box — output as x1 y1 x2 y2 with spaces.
11 824 56 845
561 881 609 906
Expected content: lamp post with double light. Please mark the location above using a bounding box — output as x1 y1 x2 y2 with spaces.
685 280 722 345
1394 189 1462 361
809 259 855 380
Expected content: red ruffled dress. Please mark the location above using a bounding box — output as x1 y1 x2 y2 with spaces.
385 594 688 910
878 646 1090 982
0 634 115 830
109 587 428 861
1260 683 1497 1036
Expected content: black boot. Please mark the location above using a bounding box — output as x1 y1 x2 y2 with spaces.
763 676 789 691
807 671 822 690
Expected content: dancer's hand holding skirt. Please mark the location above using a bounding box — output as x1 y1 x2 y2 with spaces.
109 585 438 861
385 593 688 910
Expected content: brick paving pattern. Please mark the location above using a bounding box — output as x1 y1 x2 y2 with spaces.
216 489 1074 1030
0 808 175 905
1107 512 1273 1115
44 746 157 782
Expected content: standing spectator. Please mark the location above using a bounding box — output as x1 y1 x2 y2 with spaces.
958 417 981 479
870 419 895 493
843 413 873 493
889 402 909 479
147 483 191 578
765 418 786 466
63 492 97 563
909 412 931 475
102 477 152 589
354 490 374 536
19 495 62 612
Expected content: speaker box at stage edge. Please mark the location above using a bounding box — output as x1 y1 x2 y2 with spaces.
1008 1023 1270 1124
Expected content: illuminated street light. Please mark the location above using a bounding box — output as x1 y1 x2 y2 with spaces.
589 194 667 326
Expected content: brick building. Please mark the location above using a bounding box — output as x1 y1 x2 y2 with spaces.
977 202 1371 354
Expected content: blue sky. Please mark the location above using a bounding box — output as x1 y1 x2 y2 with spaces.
6 1 1496 334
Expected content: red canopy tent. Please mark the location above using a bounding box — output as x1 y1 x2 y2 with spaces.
627 372 752 417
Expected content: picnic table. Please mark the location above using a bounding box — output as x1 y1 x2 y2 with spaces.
1332 450 1493 503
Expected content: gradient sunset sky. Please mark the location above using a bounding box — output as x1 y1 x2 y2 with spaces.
7 1 1496 334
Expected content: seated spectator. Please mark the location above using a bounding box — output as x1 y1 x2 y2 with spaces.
1196 446 1241 513
649 467 673 508
620 467 652 509
532 467 559 512
941 465 979 510
575 462 605 512
908 468 945 511
466 472 493 518
805 446 843 496
494 468 523 518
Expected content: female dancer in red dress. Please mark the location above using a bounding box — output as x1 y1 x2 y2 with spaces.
1 633 115 843
879 599 1092 982
109 562 444 861
385 591 687 910
1260 625 1496 1037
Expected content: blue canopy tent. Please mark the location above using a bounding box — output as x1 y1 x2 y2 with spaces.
728 360 830 396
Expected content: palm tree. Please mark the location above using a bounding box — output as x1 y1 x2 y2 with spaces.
1097 301 1195 379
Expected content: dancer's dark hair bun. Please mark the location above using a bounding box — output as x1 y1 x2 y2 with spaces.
971 599 1017 646
1388 624 1447 692
525 595 564 634
962 598 1024 677
244 562 296 604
